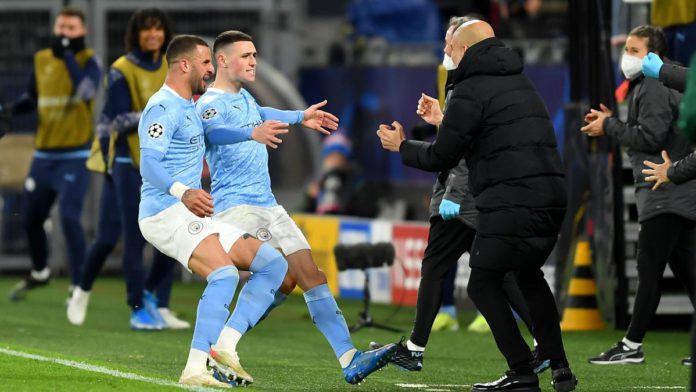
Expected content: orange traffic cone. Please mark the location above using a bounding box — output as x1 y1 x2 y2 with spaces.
560 240 606 331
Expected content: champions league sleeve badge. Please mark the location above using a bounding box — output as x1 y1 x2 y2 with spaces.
147 122 164 138
201 108 217 120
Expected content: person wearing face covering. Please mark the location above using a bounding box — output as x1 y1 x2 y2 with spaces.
377 20 576 392
582 25 696 366
67 8 190 331
6 7 102 302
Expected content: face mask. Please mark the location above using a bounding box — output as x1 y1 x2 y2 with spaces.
51 35 86 57
621 54 643 80
442 54 457 71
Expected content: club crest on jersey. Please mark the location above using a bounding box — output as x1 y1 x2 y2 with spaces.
188 221 204 235
201 108 217 120
148 122 164 138
256 228 272 241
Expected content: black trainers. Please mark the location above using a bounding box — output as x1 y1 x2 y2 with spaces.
8 275 50 301
551 367 578 392
682 357 692 366
368 338 423 371
471 369 540 392
530 347 550 374
588 341 644 364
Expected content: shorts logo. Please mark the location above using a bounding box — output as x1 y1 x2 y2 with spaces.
148 122 164 138
188 221 204 235
201 108 217 120
256 228 272 241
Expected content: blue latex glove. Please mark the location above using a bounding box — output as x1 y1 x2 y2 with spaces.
439 199 460 220
642 52 663 79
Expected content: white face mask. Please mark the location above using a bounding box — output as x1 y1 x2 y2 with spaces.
442 54 457 71
621 54 643 80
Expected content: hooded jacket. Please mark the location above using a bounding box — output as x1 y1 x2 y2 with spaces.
400 37 566 240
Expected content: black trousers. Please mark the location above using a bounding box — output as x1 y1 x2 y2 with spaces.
467 235 567 371
410 217 534 347
626 213 696 343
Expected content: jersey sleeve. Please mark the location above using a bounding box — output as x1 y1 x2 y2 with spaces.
198 98 229 133
138 103 178 154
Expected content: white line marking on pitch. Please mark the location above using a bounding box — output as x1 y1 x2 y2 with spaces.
396 384 470 390
632 387 685 390
0 347 218 391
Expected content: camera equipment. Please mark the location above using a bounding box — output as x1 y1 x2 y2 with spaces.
334 242 402 333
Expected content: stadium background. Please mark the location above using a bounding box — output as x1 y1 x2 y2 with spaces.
0 3 694 389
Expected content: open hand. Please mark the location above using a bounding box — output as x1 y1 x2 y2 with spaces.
642 150 672 191
303 100 339 135
252 120 289 149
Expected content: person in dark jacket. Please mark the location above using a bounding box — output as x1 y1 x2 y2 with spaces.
642 56 696 189
377 20 576 392
582 25 696 366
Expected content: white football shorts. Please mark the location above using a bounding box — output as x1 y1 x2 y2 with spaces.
139 202 245 272
214 204 310 256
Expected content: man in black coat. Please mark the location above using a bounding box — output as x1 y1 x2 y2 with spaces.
377 20 576 392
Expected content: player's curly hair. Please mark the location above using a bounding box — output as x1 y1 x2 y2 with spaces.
125 8 173 53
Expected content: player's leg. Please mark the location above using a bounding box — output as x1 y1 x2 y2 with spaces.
211 233 288 385
10 158 57 301
67 179 121 325
56 158 90 288
265 206 396 383
140 205 241 388
434 261 460 332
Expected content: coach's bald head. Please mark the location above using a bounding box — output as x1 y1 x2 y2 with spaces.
450 20 495 67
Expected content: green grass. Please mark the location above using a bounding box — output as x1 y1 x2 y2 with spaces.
0 277 690 391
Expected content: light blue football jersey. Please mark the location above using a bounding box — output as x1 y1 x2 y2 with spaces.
197 87 277 214
138 85 205 220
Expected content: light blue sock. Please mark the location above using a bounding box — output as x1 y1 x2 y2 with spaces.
304 283 354 359
227 243 288 334
255 291 288 326
440 305 457 318
191 265 239 352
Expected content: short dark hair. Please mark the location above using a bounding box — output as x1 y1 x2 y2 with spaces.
57 7 85 24
213 30 253 54
629 25 668 58
125 8 173 53
166 35 209 64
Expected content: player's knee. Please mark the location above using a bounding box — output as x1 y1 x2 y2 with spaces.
467 274 486 302
207 265 240 289
279 272 297 295
253 243 289 277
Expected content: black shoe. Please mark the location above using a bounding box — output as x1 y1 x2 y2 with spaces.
588 341 644 364
471 370 540 392
530 347 550 374
551 367 577 392
682 357 692 366
368 338 423 371
8 275 50 301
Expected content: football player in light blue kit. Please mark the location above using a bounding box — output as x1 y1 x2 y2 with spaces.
196 30 396 385
137 35 289 388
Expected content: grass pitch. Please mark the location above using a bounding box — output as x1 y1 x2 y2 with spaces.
0 277 690 391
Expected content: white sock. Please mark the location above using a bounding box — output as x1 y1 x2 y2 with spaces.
183 348 208 375
339 348 358 368
31 268 50 281
533 338 538 347
216 326 243 352
622 337 642 350
406 340 425 352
